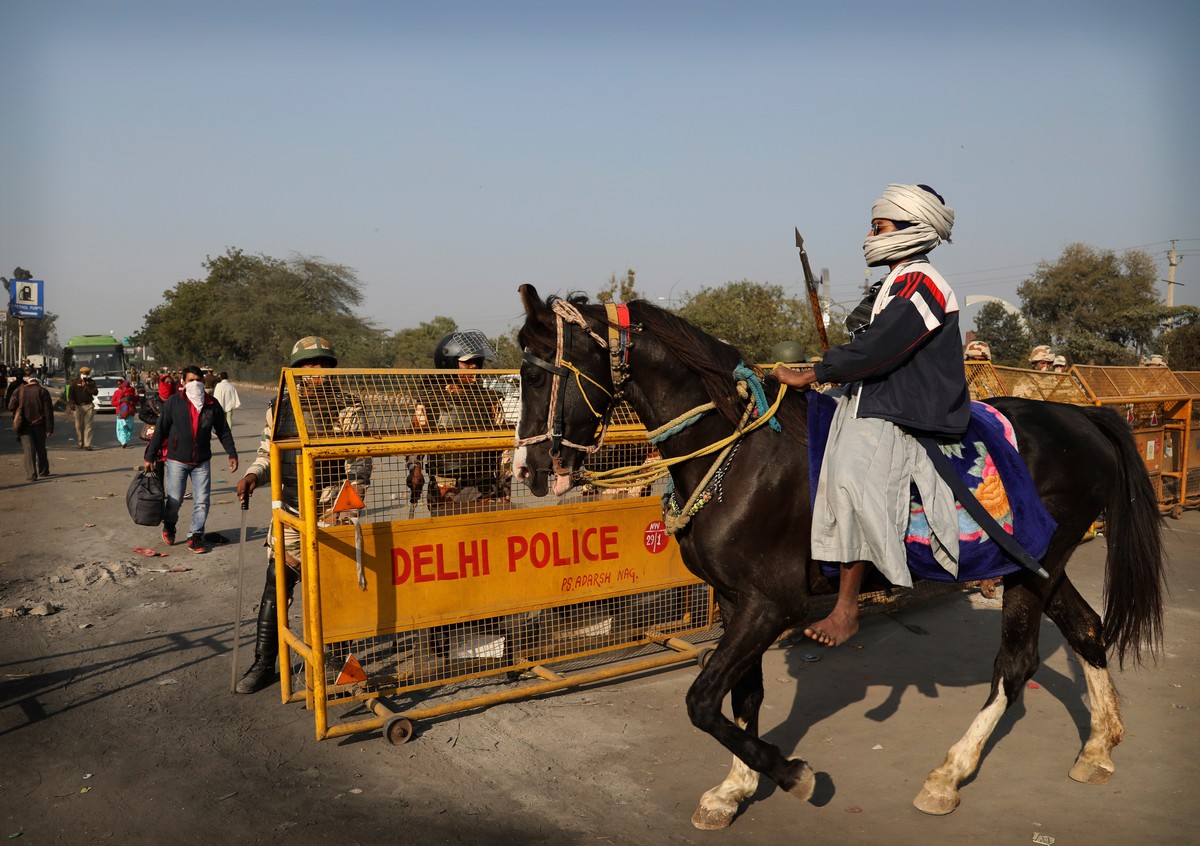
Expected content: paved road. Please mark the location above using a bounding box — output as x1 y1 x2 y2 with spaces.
1 387 1197 844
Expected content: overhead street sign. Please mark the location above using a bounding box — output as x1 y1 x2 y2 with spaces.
10 279 45 319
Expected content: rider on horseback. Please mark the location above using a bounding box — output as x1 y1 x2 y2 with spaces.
773 184 969 647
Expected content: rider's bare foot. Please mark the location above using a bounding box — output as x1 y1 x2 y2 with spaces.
803 610 859 647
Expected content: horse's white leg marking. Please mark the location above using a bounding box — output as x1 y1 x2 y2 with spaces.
1069 653 1124 784
691 719 760 831
914 690 1008 815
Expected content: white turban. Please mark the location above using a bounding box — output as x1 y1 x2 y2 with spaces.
863 183 955 267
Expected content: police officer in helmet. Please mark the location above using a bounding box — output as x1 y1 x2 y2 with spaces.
234 336 371 694
408 331 505 512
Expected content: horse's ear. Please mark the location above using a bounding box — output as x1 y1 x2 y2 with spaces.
519 284 552 326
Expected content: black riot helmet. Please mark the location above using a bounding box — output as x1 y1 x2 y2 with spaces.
433 331 497 370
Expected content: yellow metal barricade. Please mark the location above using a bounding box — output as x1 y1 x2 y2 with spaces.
979 362 1094 403
1071 365 1194 513
960 361 1194 513
1165 370 1200 511
267 367 717 742
964 361 1012 401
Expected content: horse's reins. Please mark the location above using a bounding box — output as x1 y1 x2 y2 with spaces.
518 298 790 497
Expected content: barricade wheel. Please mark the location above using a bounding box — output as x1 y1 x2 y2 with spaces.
385 716 415 746
696 646 716 669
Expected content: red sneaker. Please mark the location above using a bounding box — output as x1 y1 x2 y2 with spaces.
187 534 209 554
162 525 176 546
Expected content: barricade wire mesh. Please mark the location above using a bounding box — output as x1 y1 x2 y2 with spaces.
964 362 1010 402
276 369 660 521
313 585 714 704
1175 371 1200 399
1072 365 1188 401
276 368 721 721
989 366 1091 404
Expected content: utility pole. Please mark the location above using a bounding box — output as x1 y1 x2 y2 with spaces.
1166 241 1180 307
820 267 830 328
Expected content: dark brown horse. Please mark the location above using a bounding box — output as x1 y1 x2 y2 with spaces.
512 285 1165 829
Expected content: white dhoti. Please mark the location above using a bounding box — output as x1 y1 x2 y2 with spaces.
811 394 961 587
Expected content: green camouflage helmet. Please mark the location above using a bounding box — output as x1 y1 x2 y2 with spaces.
770 340 806 364
288 336 338 367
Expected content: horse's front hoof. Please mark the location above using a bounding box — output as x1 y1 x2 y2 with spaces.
1069 759 1115 784
913 786 960 815
691 805 735 830
780 758 816 801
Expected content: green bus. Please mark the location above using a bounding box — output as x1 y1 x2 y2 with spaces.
63 334 127 377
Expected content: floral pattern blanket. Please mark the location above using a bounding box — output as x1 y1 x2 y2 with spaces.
807 392 1058 583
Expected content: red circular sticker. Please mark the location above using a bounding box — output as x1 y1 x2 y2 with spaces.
643 521 669 554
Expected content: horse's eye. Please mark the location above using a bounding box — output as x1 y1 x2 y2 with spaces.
522 369 544 388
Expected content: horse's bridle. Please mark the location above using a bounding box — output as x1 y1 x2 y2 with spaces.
516 298 634 463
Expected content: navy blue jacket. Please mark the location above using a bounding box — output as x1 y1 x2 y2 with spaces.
815 258 970 436
143 392 237 465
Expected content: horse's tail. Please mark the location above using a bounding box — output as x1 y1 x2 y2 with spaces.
1082 405 1166 667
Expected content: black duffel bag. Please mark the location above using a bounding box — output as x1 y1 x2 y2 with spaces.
126 468 165 527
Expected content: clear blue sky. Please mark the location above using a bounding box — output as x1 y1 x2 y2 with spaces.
3 0 1197 349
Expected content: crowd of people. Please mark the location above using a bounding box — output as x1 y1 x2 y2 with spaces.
4 362 245 489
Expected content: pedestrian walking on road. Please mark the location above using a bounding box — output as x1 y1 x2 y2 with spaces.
66 366 99 449
111 378 139 448
212 372 241 428
3 369 21 411
142 365 239 553
8 371 54 482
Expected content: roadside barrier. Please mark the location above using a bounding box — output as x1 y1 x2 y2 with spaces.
267 368 716 743
964 361 1197 514
1071 365 1194 515
965 361 1092 404
1156 369 1199 513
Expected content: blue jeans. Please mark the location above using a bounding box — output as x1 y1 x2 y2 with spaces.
164 459 211 537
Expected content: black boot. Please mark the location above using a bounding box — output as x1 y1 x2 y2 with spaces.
235 560 299 694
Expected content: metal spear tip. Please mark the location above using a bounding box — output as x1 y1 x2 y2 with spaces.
795 227 805 250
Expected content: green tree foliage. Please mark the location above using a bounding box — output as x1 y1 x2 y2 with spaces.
393 316 457 367
675 279 841 363
140 249 392 370
492 330 522 369
3 311 59 365
1160 306 1200 370
1018 243 1163 365
596 269 643 304
971 301 1029 367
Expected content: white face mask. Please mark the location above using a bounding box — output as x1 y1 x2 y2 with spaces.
184 380 205 408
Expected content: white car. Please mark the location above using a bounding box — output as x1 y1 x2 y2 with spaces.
91 375 123 413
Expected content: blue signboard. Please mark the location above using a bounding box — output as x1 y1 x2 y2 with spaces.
10 279 44 319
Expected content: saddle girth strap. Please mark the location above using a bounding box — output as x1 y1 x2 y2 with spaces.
915 435 1050 580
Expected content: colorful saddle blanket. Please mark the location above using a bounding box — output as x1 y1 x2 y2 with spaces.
806 392 1058 583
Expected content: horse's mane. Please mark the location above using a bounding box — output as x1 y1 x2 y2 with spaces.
519 291 806 438
625 300 749 428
